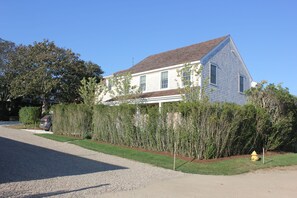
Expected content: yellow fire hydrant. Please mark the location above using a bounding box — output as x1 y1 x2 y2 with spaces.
251 151 259 161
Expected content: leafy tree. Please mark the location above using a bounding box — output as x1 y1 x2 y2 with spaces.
0 39 16 102
176 63 208 102
7 40 103 112
108 72 142 104
246 81 297 150
79 77 106 106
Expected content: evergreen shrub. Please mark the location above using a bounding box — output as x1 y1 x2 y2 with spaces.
19 107 41 125
52 104 92 138
92 102 271 159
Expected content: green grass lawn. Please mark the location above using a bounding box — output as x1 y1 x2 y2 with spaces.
36 134 297 175
36 133 80 142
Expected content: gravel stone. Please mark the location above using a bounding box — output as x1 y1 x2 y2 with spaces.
0 125 184 197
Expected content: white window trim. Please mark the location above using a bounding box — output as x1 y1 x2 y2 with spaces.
239 74 245 93
160 71 169 89
140 75 146 92
182 69 192 87
209 63 218 86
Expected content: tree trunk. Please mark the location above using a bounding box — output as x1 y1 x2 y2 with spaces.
42 98 49 115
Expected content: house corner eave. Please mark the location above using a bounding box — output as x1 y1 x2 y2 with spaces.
200 35 231 65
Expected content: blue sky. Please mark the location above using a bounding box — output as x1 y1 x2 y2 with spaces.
1 0 296 95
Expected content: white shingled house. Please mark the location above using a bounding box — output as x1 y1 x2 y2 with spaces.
100 35 255 107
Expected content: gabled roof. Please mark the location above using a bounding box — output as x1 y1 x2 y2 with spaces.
117 35 229 74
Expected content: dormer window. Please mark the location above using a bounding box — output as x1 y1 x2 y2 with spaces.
161 71 168 89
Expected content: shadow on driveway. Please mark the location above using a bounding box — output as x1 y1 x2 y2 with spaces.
0 137 127 184
27 184 110 198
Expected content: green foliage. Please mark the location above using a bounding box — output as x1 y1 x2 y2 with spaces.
0 39 16 102
6 40 103 112
176 63 208 102
92 102 271 159
39 134 297 175
52 80 297 160
36 134 80 142
108 72 142 104
19 107 41 125
93 104 138 145
79 77 98 106
52 104 92 138
246 81 297 150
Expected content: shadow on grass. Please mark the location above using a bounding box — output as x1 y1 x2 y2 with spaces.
263 159 274 164
176 158 196 170
0 137 127 184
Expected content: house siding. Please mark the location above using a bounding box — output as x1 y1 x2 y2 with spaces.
201 38 252 105
101 63 201 103
100 36 253 106
130 64 201 93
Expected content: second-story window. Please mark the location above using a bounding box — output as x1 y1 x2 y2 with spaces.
210 64 217 85
161 71 168 89
140 75 146 91
182 69 191 87
239 75 244 93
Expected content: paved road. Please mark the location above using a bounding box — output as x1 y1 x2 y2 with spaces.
1 124 297 198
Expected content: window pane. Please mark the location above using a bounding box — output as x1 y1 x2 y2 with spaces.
182 69 191 86
140 75 146 91
210 65 216 84
240 76 244 92
161 71 168 89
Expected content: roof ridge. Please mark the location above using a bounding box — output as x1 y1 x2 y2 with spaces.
146 35 229 58
117 35 229 75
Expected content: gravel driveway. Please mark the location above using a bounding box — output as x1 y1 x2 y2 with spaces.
0 125 184 197
2 123 297 198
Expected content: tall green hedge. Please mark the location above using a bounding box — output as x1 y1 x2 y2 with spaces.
52 93 296 159
52 104 92 138
19 107 41 125
92 102 271 159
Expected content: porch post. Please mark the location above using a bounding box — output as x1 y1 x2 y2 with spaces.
159 102 162 113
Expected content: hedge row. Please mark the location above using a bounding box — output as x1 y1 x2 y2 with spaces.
42 82 297 159
19 107 41 125
52 104 92 138
52 101 295 159
91 103 271 159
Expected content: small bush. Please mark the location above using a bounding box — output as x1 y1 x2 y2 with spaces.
19 107 41 125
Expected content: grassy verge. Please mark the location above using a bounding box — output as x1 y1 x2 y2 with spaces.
36 134 80 142
37 134 297 175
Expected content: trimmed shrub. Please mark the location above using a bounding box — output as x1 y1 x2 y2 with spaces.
19 107 41 125
92 102 271 159
55 90 297 159
52 104 92 138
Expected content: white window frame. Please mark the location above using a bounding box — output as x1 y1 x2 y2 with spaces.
160 71 168 89
239 75 245 93
182 69 191 87
210 63 217 85
140 75 146 92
